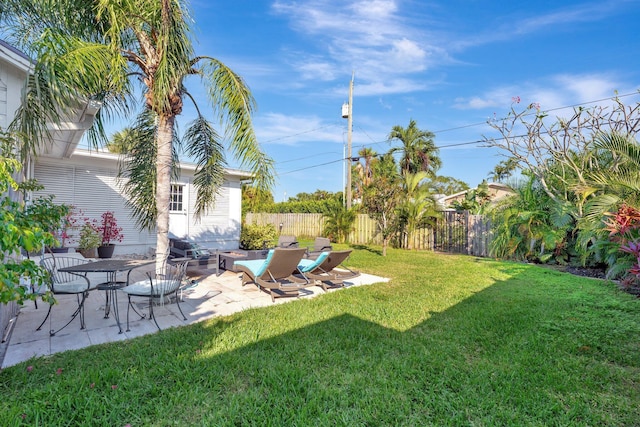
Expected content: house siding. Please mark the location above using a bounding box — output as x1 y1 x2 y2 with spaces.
32 151 245 255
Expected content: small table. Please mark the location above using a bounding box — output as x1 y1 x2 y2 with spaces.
59 259 154 333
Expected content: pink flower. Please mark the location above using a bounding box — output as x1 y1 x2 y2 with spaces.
56 368 63 375
111 385 118 390
90 383 95 388
26 366 33 372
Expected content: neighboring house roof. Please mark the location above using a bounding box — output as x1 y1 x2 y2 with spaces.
437 182 514 208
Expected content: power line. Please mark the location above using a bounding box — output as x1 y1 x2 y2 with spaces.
273 90 640 174
261 123 339 144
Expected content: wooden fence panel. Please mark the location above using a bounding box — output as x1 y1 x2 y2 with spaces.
245 211 491 255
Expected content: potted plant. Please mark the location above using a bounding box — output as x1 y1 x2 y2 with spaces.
97 211 124 258
77 220 102 258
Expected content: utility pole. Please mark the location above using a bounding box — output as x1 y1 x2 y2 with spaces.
346 72 354 209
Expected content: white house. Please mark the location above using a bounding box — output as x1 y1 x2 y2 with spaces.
1 39 250 256
31 148 251 256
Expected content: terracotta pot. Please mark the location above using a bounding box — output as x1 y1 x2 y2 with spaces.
78 248 97 258
97 244 115 258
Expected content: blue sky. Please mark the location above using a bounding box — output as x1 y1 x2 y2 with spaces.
150 1 640 199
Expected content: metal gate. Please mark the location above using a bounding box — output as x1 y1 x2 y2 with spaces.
434 211 491 257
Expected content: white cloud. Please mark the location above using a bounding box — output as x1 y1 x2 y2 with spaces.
453 73 627 117
255 112 344 145
271 0 440 95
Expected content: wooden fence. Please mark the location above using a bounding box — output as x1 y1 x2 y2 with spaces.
244 211 491 256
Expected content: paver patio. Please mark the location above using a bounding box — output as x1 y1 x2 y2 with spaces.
1 263 388 368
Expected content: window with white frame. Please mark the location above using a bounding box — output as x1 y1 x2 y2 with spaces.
170 184 184 212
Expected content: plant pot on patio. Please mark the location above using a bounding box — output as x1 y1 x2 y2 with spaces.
78 248 97 258
48 247 70 254
97 244 115 259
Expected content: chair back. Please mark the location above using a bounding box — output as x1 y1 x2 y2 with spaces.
262 247 307 279
277 235 299 248
149 260 188 296
40 256 90 286
313 237 332 252
310 250 353 273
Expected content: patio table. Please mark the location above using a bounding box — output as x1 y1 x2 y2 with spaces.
59 259 154 334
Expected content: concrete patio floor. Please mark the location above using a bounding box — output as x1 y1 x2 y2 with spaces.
1 263 388 369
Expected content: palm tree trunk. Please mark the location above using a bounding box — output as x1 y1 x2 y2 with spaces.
155 113 174 271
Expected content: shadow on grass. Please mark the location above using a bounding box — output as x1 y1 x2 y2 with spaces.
350 244 383 255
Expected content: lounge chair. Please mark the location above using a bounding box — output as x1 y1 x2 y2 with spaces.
235 247 310 302
277 235 299 248
306 237 333 259
297 250 360 291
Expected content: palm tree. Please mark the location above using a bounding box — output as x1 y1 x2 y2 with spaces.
2 1 274 269
388 119 440 176
489 158 518 182
353 147 376 201
106 128 138 155
399 171 436 250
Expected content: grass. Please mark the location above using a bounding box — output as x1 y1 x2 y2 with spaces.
1 247 640 426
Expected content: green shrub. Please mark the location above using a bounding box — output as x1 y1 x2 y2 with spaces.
240 223 278 249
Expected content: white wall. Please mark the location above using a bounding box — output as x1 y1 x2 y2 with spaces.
32 150 247 255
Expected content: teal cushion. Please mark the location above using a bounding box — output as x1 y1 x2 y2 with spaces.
255 250 275 276
299 251 329 273
235 250 275 277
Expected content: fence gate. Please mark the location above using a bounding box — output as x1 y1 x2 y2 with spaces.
433 211 491 257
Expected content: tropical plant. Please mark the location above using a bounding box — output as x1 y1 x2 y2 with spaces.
488 175 576 263
575 132 640 274
485 96 640 211
601 204 640 292
0 145 54 304
353 147 377 201
488 158 519 182
323 204 357 244
450 180 493 214
397 171 437 250
240 223 277 250
388 119 440 176
361 154 403 256
23 196 74 248
1 0 274 271
428 175 469 195
98 211 123 246
242 185 274 215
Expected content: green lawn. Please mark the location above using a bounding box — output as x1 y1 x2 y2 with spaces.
2 247 639 426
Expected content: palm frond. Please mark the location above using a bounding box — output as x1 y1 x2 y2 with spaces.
183 116 226 219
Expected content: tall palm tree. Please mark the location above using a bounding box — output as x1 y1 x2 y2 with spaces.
399 171 436 250
1 0 274 269
388 119 440 176
353 147 376 201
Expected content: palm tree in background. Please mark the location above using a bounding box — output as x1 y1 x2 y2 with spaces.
489 158 518 182
353 147 376 201
388 119 440 176
1 0 274 268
